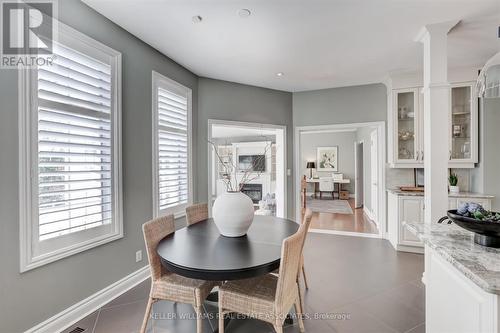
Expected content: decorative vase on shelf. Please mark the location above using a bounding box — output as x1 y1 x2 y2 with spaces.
212 191 254 237
449 185 460 194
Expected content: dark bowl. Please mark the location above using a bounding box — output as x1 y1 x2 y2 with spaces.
447 210 500 247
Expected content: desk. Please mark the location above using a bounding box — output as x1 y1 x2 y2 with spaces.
306 178 351 199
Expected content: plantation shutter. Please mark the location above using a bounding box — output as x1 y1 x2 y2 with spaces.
157 86 189 211
36 42 113 240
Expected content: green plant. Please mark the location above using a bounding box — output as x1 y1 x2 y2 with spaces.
449 173 458 186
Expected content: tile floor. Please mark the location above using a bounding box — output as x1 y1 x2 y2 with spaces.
63 233 424 333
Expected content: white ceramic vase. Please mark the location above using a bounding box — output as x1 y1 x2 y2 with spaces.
449 185 460 194
212 191 254 237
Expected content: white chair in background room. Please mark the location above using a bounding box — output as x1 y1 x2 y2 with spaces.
319 177 335 199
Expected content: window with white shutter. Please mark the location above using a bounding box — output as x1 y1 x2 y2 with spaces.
152 72 192 217
19 23 122 272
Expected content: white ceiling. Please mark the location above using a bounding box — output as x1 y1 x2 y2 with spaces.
83 0 500 92
212 125 276 138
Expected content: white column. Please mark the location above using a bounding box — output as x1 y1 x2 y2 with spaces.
415 20 459 224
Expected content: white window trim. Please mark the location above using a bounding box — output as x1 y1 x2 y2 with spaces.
19 21 123 272
152 71 193 219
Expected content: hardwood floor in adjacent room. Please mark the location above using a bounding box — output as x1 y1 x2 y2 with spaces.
306 198 379 234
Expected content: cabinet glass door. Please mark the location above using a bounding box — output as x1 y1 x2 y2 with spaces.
450 86 472 161
396 91 417 161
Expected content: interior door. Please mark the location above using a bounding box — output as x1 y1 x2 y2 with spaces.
354 142 364 208
371 130 378 224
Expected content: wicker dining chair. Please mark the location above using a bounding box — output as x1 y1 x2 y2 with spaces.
299 209 313 290
218 212 312 333
273 209 313 289
186 203 209 226
141 214 219 333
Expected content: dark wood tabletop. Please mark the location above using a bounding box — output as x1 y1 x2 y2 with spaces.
157 216 299 281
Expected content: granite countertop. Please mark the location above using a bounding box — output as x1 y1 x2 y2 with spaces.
405 222 500 294
387 188 494 199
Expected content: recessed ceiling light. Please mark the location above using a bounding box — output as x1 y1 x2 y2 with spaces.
276 72 284 77
238 9 251 18
192 15 203 23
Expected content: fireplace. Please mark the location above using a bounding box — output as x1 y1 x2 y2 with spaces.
240 184 262 204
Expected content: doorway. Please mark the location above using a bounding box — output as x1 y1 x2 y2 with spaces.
208 120 287 218
294 122 386 238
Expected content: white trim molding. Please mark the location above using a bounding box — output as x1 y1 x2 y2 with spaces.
151 71 193 219
207 119 288 218
294 121 387 238
19 20 123 272
24 266 150 333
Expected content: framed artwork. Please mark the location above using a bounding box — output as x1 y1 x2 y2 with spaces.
317 146 338 171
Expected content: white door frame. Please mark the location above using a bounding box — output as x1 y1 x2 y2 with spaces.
207 119 287 218
294 121 387 239
370 129 379 227
354 140 364 209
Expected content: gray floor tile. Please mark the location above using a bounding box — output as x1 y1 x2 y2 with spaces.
71 234 425 333
94 299 147 333
356 290 425 332
323 304 398 333
405 323 425 333
150 301 216 333
103 279 151 309
61 311 99 333
383 282 425 313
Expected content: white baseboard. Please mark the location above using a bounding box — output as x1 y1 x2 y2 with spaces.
25 266 150 333
363 206 375 221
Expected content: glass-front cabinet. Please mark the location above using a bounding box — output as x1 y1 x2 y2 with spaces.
449 83 477 166
389 82 477 168
392 88 420 165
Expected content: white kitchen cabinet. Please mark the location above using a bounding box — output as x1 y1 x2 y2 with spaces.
449 83 478 167
388 193 425 253
388 192 493 253
388 82 478 168
399 197 424 246
391 88 421 166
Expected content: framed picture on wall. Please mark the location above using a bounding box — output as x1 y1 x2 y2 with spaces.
317 146 338 171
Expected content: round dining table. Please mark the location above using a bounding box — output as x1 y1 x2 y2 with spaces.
157 216 299 281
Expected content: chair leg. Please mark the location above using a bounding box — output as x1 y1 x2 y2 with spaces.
273 323 284 333
302 263 309 290
295 298 305 333
194 305 203 333
140 297 154 333
298 282 305 313
219 308 225 333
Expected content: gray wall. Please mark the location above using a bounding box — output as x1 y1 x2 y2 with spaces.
300 131 356 193
293 84 388 126
0 1 198 332
197 78 294 217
